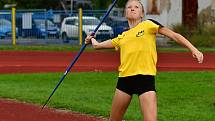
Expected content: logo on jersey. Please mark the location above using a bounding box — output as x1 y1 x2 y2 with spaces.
136 30 144 37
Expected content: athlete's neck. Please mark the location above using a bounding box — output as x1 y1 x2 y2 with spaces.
128 19 142 28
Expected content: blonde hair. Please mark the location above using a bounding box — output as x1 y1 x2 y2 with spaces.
125 0 145 14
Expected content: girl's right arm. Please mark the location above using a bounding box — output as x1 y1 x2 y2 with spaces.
85 35 115 49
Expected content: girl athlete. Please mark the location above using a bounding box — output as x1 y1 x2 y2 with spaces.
85 0 204 121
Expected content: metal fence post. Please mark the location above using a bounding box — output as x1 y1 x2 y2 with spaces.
12 7 16 45
79 8 83 46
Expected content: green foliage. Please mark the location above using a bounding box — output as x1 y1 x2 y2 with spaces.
92 0 111 9
91 0 127 9
198 6 215 26
0 45 116 52
16 0 59 9
192 27 215 47
0 0 127 10
0 0 7 9
171 24 215 47
1 45 215 52
0 45 92 51
117 0 128 8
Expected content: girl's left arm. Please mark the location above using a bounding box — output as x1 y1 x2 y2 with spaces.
158 27 204 63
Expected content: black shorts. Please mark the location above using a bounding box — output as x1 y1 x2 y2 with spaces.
116 74 156 96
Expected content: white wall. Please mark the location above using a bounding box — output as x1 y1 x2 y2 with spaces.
198 0 213 13
141 0 182 27
140 0 212 27
166 0 182 27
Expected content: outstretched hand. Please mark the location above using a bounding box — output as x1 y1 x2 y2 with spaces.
192 50 204 63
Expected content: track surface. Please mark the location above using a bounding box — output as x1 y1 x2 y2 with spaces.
0 51 215 121
0 99 105 121
0 51 215 73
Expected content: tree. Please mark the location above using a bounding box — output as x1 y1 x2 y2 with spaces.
0 0 128 10
182 0 198 28
15 0 60 9
117 0 128 8
0 0 60 9
91 0 127 9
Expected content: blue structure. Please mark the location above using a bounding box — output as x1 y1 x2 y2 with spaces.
0 9 59 38
0 18 18 39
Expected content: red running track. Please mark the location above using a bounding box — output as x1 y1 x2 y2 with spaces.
0 99 105 121
0 51 215 73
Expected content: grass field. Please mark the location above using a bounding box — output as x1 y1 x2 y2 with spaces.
0 45 95 52
0 72 215 121
1 45 215 52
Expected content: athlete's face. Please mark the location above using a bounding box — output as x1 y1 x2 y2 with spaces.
125 0 144 20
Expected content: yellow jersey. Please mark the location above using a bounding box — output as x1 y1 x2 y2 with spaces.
111 19 163 77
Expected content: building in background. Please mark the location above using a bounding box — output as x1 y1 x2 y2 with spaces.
212 1 215 15
147 0 160 15
141 0 214 27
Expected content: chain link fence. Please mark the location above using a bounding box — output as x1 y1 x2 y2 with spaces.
0 9 128 46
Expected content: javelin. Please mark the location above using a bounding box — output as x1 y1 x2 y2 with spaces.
41 0 118 110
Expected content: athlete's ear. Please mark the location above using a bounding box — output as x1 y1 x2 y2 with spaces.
141 13 144 18
141 8 145 18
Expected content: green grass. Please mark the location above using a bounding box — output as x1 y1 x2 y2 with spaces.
0 72 215 121
157 47 215 53
1 45 215 52
0 45 95 52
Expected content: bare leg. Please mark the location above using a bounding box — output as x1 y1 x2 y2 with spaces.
109 89 132 121
138 91 157 121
